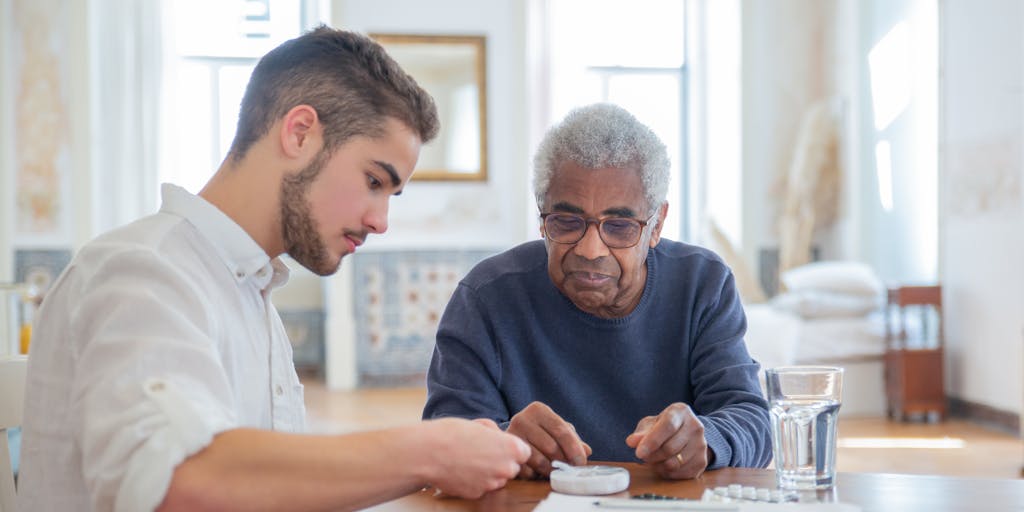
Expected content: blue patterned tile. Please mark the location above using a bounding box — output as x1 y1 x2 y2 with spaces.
352 250 496 387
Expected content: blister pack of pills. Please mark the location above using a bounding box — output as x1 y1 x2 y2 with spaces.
628 484 798 504
701 484 798 503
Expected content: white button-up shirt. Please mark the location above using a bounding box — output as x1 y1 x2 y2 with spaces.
17 184 306 512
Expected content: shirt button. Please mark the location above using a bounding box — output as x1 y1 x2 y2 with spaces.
235 270 245 278
275 384 284 396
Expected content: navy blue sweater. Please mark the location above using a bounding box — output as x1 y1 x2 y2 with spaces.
423 239 771 469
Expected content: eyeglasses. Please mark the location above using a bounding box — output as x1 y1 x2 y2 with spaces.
540 212 655 249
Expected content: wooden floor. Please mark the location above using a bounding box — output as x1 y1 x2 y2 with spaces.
302 380 1024 479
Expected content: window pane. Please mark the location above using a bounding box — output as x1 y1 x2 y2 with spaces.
606 73 682 241
550 0 684 67
546 0 686 242
161 61 214 193
173 0 302 58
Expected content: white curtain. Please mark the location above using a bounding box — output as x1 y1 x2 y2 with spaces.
88 0 165 234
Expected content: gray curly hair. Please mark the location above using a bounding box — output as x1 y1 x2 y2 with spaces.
532 103 670 215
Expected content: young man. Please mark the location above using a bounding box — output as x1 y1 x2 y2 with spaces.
423 103 771 480
17 27 528 511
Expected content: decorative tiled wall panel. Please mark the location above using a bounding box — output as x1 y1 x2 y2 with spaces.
353 250 496 387
280 309 325 377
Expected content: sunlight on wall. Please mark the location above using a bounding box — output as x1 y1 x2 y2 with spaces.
861 1 938 283
838 437 965 449
868 22 911 131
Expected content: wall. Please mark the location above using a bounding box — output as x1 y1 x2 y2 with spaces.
740 0 938 284
0 0 11 283
0 0 92 273
740 0 1022 418
332 0 531 249
739 1 836 272
324 0 530 388
850 0 938 284
939 0 1024 415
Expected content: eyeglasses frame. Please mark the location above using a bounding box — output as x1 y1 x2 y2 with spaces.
539 211 658 249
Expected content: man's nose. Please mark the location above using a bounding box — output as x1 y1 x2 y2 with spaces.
365 199 389 234
573 223 610 260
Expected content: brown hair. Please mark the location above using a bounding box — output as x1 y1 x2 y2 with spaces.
228 25 439 162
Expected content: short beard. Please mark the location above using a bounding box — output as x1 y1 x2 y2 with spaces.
280 150 338 276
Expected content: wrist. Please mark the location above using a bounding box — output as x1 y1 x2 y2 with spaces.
393 421 449 485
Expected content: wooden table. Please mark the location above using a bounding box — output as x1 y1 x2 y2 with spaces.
365 463 1024 511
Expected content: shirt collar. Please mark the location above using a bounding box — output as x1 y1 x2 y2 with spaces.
159 183 289 290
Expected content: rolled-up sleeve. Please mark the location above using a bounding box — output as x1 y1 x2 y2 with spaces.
70 249 238 511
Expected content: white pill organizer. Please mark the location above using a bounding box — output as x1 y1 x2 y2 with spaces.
549 461 631 495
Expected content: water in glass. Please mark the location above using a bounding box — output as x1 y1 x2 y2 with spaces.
770 397 841 490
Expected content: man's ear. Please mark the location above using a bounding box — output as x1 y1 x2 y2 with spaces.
279 105 321 159
648 202 669 248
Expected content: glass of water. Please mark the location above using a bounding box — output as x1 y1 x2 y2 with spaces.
765 366 844 490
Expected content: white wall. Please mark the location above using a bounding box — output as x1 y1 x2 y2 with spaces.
70 1 93 251
0 0 92 265
851 0 938 284
324 0 530 388
332 0 531 249
740 0 938 284
740 0 1022 417
939 0 1024 415
739 1 835 270
1 0 12 283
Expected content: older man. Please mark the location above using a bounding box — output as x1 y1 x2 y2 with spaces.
423 103 771 480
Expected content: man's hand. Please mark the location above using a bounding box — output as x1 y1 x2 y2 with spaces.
423 418 531 499
624 402 709 479
506 402 592 479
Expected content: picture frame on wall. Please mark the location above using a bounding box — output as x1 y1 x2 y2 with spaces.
370 33 488 182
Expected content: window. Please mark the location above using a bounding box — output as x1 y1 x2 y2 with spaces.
543 0 687 242
159 0 322 196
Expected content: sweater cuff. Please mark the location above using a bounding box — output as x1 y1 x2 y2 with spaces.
701 418 731 470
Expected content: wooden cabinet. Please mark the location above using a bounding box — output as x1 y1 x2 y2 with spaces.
884 285 946 421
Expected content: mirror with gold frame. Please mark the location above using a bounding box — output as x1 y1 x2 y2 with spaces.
371 33 488 181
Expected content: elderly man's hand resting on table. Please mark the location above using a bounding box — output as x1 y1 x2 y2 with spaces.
506 402 593 479
625 402 711 480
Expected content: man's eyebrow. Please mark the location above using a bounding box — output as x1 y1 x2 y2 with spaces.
551 202 639 218
372 160 402 187
602 207 638 218
372 160 404 196
550 202 584 214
